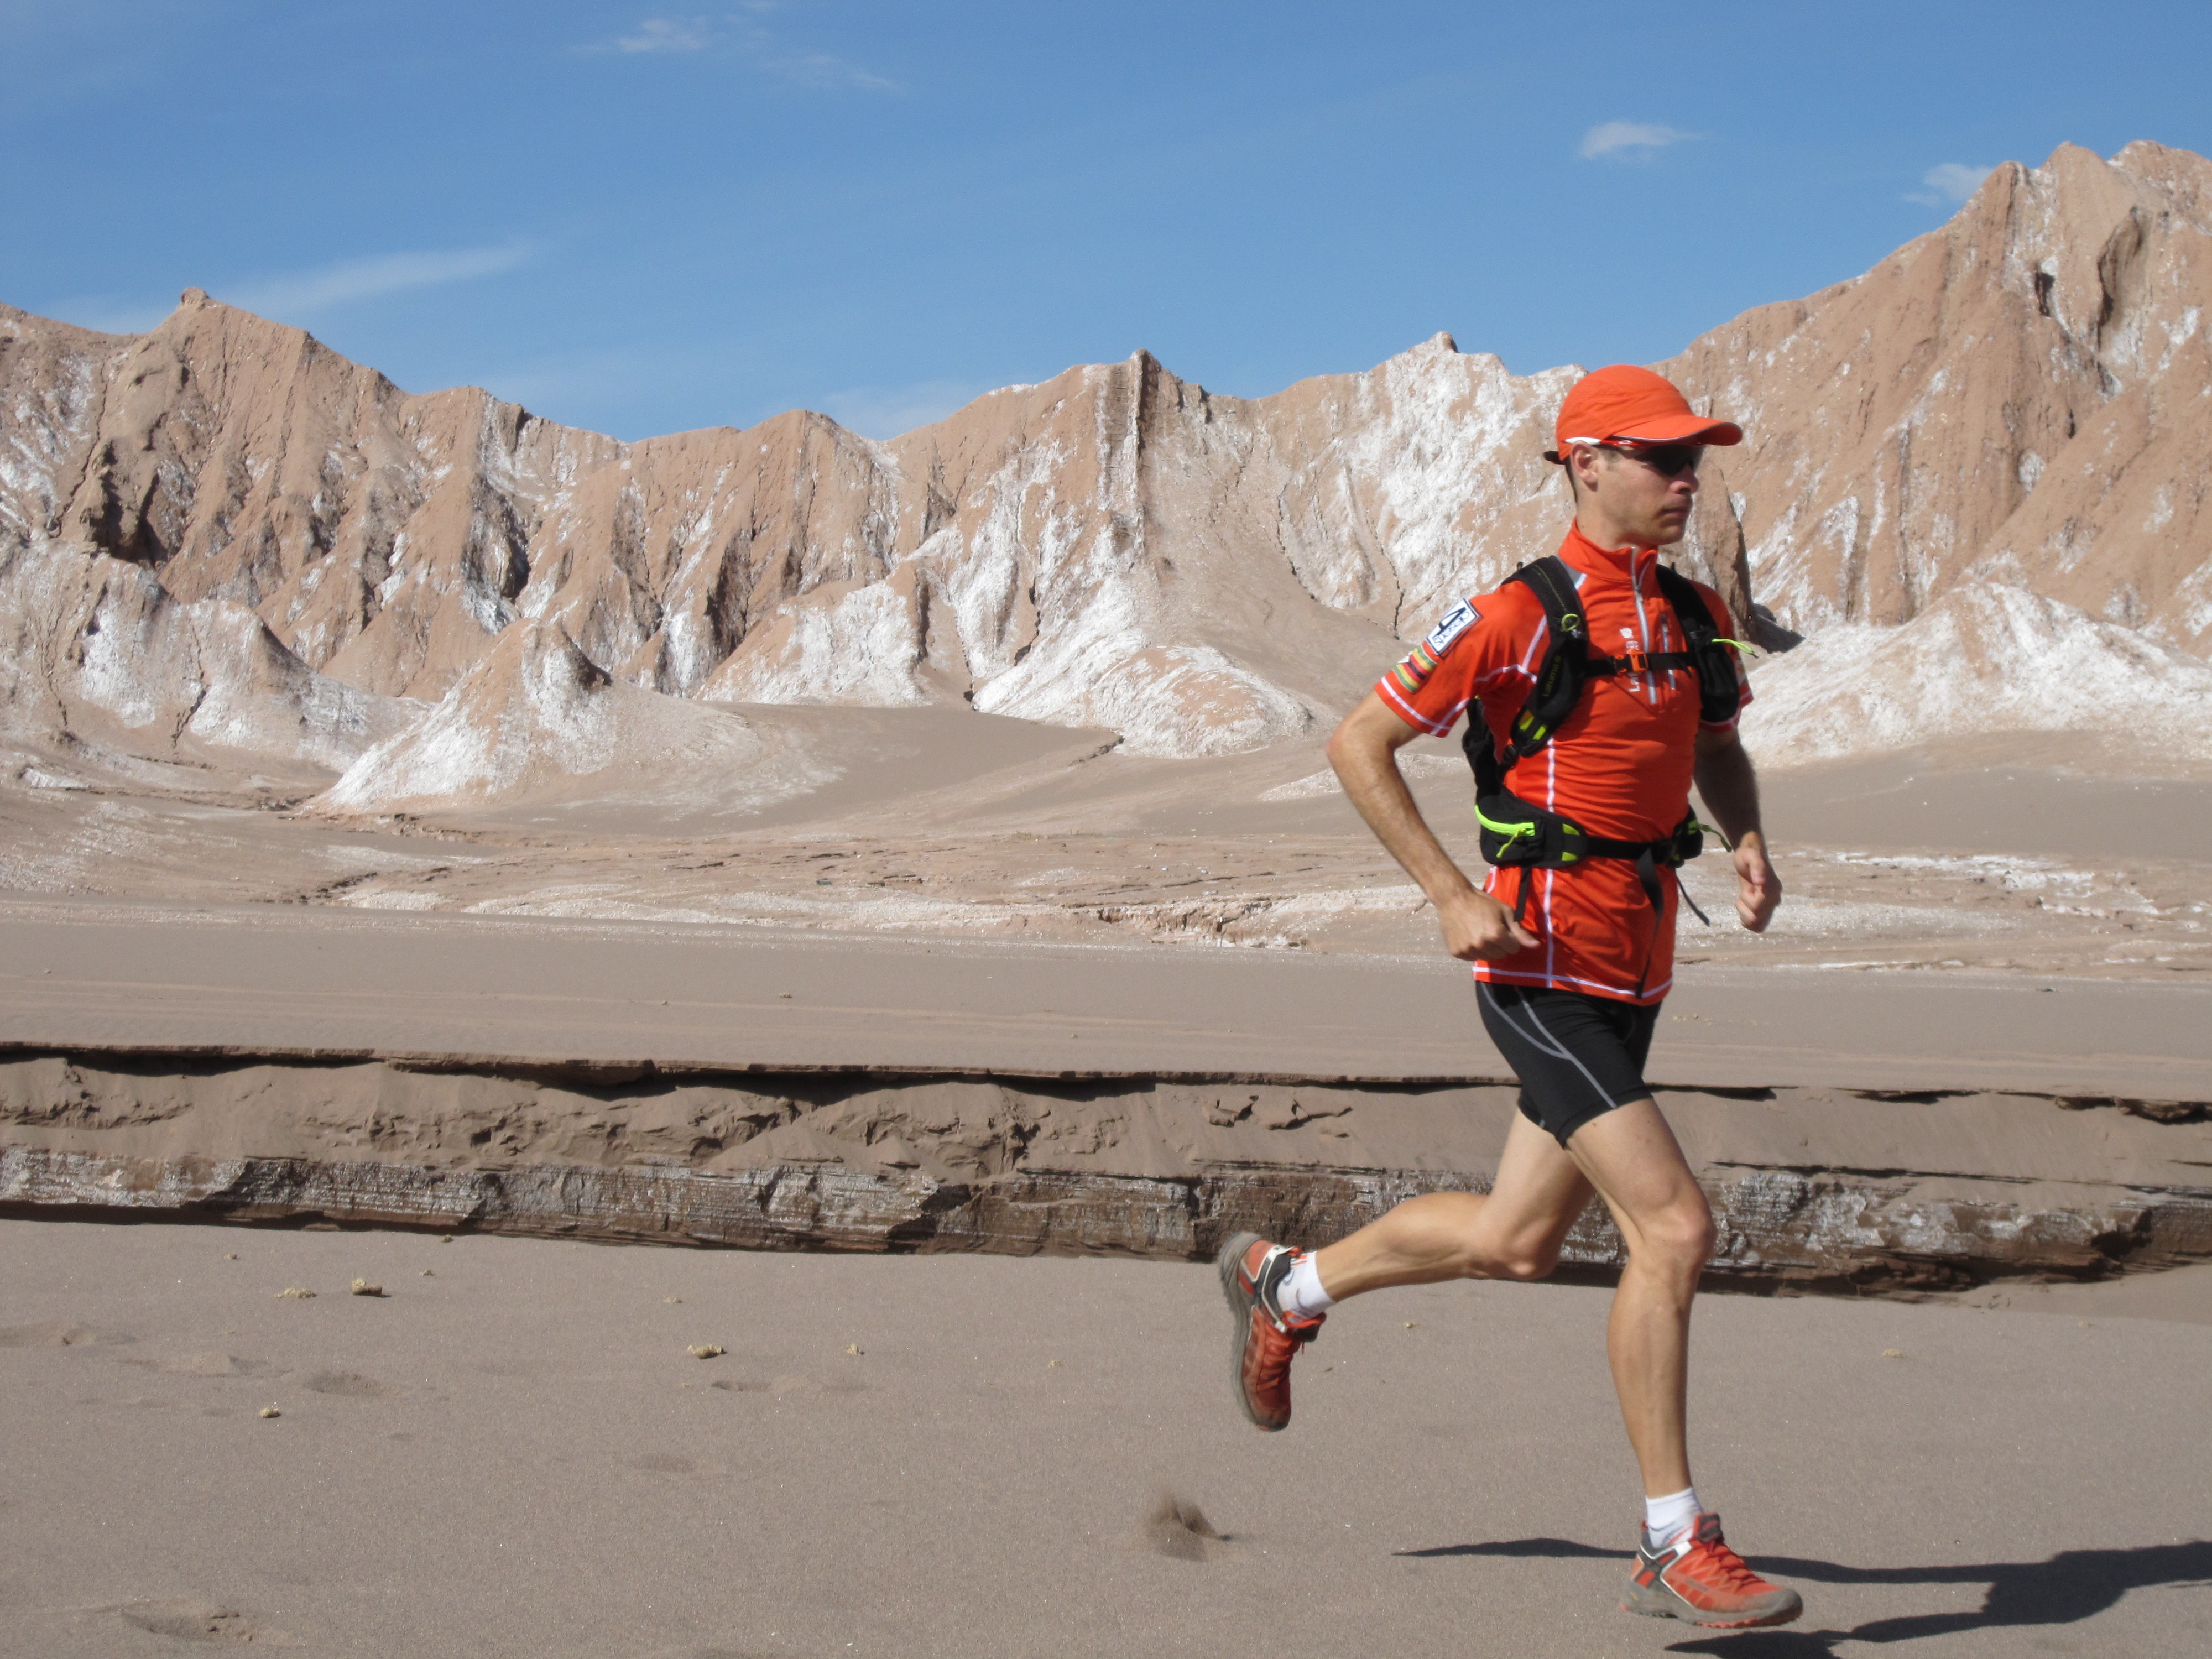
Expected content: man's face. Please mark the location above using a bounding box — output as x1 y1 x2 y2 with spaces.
1573 442 1702 547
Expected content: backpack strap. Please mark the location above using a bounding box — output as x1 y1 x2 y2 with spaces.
1495 556 1589 764
1651 563 1745 726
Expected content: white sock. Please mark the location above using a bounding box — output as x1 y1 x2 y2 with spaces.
1282 1251 1335 1318
1644 1486 1701 1547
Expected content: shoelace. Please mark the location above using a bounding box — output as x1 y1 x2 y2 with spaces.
1679 1536 1768 1593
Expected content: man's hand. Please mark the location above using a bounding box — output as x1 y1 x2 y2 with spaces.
1730 832 1782 932
1693 727 1780 932
1436 884 1540 961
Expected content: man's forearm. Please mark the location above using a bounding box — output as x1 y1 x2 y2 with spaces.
1692 738 1764 849
1328 729 1479 904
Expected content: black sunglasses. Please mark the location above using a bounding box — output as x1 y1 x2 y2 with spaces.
1597 439 1704 478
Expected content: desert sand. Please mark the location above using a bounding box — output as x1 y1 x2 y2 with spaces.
3 1219 2209 1658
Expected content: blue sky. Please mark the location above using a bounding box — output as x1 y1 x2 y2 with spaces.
8 1 2210 441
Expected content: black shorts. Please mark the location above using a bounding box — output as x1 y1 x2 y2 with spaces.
1476 980 1661 1146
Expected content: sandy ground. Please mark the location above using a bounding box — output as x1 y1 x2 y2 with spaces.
5 715 2208 1655
2 898 2208 1099
3 1219 2208 1659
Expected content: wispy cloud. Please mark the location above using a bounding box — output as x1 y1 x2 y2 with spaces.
222 244 531 319
614 16 710 54
1906 162 1996 207
1579 121 1697 161
580 12 895 88
820 379 982 439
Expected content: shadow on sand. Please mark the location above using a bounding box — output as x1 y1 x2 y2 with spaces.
1392 1536 2212 1652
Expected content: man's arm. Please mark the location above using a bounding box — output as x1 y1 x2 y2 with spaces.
1692 725 1781 932
1326 692 1537 961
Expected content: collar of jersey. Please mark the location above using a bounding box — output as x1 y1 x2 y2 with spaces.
1558 523 1663 587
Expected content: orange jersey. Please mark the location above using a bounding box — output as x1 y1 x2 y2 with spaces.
1377 525 1751 1005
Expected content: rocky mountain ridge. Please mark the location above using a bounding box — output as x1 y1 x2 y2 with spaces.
3 139 2208 799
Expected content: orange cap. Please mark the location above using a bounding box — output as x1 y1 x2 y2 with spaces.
1548 364 1742 458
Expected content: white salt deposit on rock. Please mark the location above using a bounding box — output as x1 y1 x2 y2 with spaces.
314 618 826 816
3 139 2210 795
1742 582 2212 764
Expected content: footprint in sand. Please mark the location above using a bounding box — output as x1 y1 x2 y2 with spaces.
709 1374 864 1397
113 1599 292 1645
296 1370 403 1399
123 1353 270 1378
0 1320 134 1349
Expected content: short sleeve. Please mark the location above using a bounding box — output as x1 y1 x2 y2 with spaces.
1375 592 1546 738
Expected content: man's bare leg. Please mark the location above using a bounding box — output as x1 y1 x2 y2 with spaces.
1309 1099 1713 1499
1559 1099 1714 1499
1312 1112 1594 1295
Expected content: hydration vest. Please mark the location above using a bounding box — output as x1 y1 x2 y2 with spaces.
1458 555 1747 988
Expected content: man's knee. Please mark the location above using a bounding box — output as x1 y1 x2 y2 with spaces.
1493 1248 1560 1282
1637 1192 1717 1274
1480 1230 1565 1282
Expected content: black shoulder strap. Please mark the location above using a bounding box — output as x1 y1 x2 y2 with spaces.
1495 556 1588 764
1651 564 1742 725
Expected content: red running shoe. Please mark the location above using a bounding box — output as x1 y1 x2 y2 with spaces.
1215 1232 1323 1431
1623 1512 1804 1628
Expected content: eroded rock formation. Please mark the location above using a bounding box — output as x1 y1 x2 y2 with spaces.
3 142 2209 789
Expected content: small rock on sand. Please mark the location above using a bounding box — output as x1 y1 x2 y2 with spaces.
688 1344 726 1360
350 1279 385 1297
275 1287 315 1300
1882 1349 1905 1359
257 1405 281 1418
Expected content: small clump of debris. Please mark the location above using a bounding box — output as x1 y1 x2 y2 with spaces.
1144 1493 1226 1561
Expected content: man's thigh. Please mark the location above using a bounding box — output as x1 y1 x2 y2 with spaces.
1563 1097 1706 1234
1478 982 1661 1145
1478 1109 1600 1260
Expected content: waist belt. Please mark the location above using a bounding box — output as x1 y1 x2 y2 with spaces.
1474 791 1717 997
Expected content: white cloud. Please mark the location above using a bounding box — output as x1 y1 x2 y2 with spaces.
615 16 710 54
579 12 894 87
222 244 530 319
1579 121 1697 161
1906 162 1996 207
820 379 982 439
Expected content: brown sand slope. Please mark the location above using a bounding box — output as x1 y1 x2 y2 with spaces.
2 900 2207 1095
2 1219 2207 1658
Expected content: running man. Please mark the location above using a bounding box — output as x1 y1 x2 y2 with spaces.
1215 365 1800 1630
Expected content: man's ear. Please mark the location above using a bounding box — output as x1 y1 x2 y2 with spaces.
1567 446 1599 498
